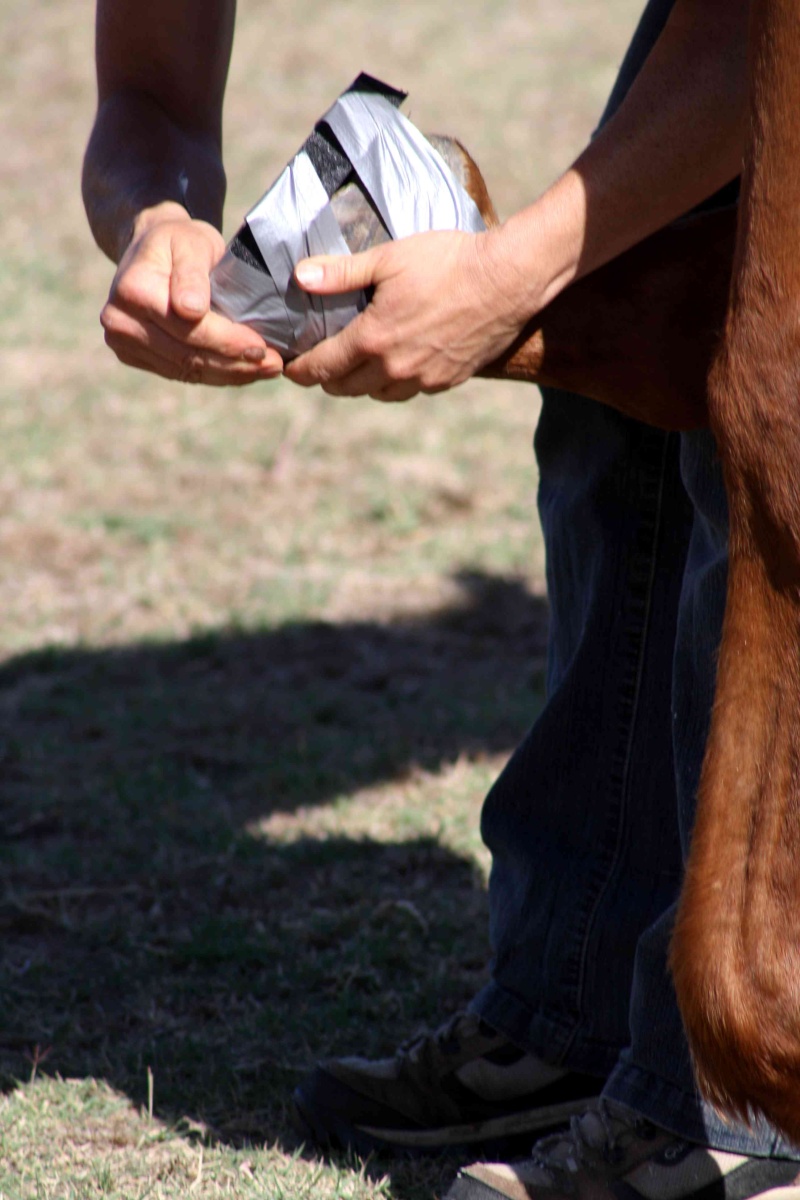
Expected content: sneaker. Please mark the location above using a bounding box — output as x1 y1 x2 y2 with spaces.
292 1011 600 1158
444 1099 800 1200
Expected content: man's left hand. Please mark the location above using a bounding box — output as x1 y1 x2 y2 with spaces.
284 230 524 402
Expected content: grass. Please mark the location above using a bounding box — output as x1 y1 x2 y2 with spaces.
0 0 639 1195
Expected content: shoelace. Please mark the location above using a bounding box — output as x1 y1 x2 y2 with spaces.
530 1100 652 1187
397 1012 479 1066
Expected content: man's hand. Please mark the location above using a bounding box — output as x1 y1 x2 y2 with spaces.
285 230 526 402
84 0 284 387
101 201 282 385
286 0 747 406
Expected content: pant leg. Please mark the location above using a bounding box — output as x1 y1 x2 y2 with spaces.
603 433 800 1159
473 403 692 1078
472 0 690 1077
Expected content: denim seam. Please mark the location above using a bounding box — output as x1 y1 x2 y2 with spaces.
473 979 623 1079
566 432 673 1053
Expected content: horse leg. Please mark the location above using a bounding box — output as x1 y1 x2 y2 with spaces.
671 0 800 1142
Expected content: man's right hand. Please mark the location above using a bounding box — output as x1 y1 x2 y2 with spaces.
100 201 283 386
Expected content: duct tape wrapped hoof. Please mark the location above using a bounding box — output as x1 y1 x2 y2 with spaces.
210 73 486 360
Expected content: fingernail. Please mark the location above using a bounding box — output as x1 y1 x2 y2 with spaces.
180 291 206 316
295 261 324 286
242 346 266 363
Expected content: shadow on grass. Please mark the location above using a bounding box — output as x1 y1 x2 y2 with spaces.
0 569 548 1196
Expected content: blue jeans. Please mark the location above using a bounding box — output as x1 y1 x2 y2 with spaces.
471 0 800 1160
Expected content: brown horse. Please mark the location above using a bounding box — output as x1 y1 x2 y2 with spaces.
667 0 800 1145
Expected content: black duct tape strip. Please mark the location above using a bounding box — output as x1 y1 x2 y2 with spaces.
301 124 352 199
345 71 406 106
229 74 406 277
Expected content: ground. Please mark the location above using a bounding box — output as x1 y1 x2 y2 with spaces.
1 1 637 1196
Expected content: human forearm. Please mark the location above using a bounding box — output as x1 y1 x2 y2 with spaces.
83 90 227 262
486 0 749 324
84 0 281 384
481 206 736 430
83 0 235 262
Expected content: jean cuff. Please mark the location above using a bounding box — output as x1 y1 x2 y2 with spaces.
604 1060 800 1160
470 980 620 1081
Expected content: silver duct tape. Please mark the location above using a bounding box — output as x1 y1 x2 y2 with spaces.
212 152 365 357
210 83 485 359
248 152 365 353
323 92 485 239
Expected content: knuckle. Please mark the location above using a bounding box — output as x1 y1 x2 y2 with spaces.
382 383 416 404
103 327 130 361
177 267 207 294
99 304 122 336
216 336 240 360
379 353 414 386
357 327 386 360
382 360 405 384
310 361 335 386
289 362 317 387
179 349 205 385
113 347 140 370
112 271 147 312
111 344 148 374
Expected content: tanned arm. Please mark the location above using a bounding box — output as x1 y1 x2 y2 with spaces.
83 0 282 384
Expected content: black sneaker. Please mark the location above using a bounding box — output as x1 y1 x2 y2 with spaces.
444 1100 800 1200
293 1011 600 1158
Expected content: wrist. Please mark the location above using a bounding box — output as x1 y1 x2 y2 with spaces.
130 200 193 243
108 200 193 264
486 170 587 325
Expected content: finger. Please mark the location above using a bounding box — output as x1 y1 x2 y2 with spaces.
319 360 420 402
319 358 427 401
285 321 369 387
105 315 280 386
164 307 281 367
169 225 219 321
103 305 282 378
294 245 390 295
103 297 283 374
107 336 279 386
111 227 277 366
370 380 420 403
320 362 386 398
112 341 188 382
111 338 279 388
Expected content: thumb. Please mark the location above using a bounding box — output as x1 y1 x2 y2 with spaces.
169 227 219 321
294 246 387 295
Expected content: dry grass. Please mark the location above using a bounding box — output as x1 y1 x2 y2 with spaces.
1 0 639 1196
